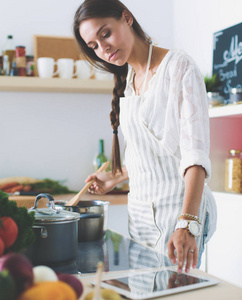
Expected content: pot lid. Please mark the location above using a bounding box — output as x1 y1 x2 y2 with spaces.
32 208 80 223
29 193 80 223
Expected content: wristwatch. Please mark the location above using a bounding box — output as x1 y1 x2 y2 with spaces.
175 219 201 237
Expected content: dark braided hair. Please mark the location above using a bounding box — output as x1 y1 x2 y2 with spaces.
73 0 149 174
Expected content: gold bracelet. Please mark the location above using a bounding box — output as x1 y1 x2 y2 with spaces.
178 213 201 224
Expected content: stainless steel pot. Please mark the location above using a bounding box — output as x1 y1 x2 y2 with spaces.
27 193 80 264
54 200 110 242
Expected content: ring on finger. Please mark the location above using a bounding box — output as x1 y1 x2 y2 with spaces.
189 249 194 253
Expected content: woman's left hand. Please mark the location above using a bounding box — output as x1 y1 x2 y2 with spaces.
167 229 198 273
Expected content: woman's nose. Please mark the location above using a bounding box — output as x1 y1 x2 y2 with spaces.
99 42 110 53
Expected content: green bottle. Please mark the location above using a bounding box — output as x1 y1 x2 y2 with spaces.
95 139 108 171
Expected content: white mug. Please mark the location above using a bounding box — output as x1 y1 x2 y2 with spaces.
74 60 91 79
57 58 75 79
37 57 58 78
94 68 113 80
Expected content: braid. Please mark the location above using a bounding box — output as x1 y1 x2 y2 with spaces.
110 63 128 175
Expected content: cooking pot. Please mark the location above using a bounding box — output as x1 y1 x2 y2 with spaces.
53 200 110 242
27 193 80 264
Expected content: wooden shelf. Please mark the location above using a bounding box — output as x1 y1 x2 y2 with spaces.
209 103 242 118
0 76 113 94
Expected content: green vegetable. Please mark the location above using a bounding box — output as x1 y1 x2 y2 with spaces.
29 179 76 194
0 191 35 252
0 269 16 300
204 74 222 92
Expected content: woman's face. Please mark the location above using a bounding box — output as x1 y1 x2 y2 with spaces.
79 13 134 66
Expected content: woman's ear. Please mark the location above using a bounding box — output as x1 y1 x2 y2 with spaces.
122 9 133 27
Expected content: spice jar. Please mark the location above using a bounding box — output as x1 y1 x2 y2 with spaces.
230 88 242 104
225 150 242 193
16 46 26 76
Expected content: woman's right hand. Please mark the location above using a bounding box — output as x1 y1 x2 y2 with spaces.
85 171 117 195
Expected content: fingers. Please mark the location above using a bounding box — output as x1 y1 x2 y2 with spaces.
177 244 198 273
85 174 97 183
167 239 176 265
168 230 198 274
176 245 186 274
185 248 197 273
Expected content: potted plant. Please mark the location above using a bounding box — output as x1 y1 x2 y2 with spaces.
204 74 224 107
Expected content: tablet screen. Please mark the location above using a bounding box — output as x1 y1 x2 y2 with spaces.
101 269 219 299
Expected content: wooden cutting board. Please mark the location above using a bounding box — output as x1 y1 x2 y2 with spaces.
9 195 48 209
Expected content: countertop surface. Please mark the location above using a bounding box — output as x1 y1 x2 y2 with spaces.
75 231 242 300
26 228 242 300
10 192 128 208
78 268 242 300
10 194 242 299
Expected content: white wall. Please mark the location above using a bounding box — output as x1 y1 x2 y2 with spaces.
172 0 242 76
1 0 242 190
0 0 173 189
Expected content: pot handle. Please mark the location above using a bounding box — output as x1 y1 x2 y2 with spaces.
31 193 60 213
33 225 48 239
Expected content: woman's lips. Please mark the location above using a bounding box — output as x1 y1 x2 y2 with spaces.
109 50 119 61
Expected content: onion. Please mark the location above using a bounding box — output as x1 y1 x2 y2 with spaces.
58 273 83 298
33 265 58 283
0 253 33 295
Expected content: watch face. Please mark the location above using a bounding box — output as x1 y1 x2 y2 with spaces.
189 221 201 236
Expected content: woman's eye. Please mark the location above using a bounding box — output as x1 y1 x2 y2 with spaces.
89 44 98 51
102 31 110 38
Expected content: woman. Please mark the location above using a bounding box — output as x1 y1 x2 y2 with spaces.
73 0 217 274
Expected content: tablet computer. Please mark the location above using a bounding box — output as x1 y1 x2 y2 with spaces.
98 268 220 299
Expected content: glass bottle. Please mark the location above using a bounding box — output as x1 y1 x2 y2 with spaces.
2 35 15 71
94 139 108 171
225 150 242 193
10 61 18 76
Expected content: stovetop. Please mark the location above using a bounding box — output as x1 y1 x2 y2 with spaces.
49 230 172 275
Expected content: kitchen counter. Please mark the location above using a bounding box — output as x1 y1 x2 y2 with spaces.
75 231 242 300
10 192 128 208
10 193 242 299
78 269 242 300
25 228 242 300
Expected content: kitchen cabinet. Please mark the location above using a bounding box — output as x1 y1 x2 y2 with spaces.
206 104 242 288
0 76 113 94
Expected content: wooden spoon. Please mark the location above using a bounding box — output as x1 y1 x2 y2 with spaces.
93 261 103 300
65 161 109 206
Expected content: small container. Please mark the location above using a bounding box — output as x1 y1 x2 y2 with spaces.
16 46 26 76
207 92 224 108
26 55 35 76
230 88 242 104
225 150 242 193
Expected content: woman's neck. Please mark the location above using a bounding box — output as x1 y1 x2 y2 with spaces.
127 39 150 76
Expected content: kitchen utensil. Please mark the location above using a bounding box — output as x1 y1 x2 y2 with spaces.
66 161 109 206
65 200 109 242
26 193 80 264
93 262 104 300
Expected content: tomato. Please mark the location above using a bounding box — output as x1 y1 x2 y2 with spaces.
0 237 5 257
0 217 18 248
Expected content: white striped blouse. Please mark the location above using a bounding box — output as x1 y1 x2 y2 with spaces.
119 48 217 256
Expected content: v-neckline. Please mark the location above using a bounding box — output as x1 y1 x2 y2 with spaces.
129 47 172 98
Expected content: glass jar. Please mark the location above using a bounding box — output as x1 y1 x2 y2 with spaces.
230 88 242 104
16 46 26 76
225 150 242 193
207 92 224 108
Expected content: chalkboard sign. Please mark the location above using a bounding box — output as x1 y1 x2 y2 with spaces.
212 22 242 98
